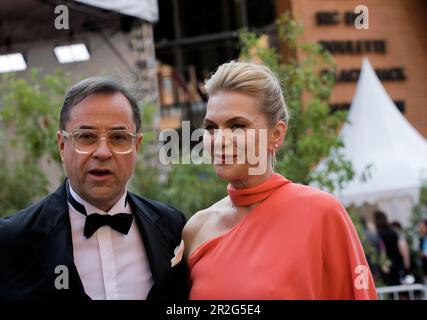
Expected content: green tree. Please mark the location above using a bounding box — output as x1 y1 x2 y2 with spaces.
129 105 227 217
409 181 427 236
0 131 49 217
0 69 71 216
0 69 71 163
407 181 427 282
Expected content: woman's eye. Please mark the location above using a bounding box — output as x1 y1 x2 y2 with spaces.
203 125 215 132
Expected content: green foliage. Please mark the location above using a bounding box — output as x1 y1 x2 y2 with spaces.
407 180 427 252
132 161 226 218
0 69 72 163
409 180 427 232
129 103 163 200
240 12 354 192
0 159 49 217
160 163 227 217
129 105 227 217
0 69 71 216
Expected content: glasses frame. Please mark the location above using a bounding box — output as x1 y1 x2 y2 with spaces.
61 129 141 155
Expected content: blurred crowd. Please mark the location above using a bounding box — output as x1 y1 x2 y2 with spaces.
362 210 427 287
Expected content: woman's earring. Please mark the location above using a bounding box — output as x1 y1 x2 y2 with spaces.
272 143 279 168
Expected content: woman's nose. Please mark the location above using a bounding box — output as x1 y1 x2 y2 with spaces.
213 129 233 147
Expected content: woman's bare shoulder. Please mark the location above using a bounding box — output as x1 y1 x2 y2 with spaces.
182 196 232 256
183 197 230 236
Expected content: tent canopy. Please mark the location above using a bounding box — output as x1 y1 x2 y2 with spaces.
74 0 159 22
322 58 427 225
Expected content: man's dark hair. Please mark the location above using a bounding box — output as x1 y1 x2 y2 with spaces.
59 76 142 132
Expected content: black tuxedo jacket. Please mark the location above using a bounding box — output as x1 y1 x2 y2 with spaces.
0 180 189 300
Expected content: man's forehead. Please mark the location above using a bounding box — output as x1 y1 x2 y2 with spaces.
70 93 132 116
64 92 137 131
67 108 135 131
73 92 132 110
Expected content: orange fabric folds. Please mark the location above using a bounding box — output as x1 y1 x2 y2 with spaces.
189 174 377 300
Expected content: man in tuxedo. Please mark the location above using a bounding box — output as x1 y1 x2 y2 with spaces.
0 76 188 300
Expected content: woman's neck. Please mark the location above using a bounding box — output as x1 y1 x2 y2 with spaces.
229 167 274 189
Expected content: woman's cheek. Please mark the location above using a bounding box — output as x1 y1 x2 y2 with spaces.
233 131 247 163
203 132 214 157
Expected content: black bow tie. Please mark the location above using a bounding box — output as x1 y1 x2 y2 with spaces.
83 213 133 238
66 181 133 238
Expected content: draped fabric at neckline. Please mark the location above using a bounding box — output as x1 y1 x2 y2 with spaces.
227 173 290 206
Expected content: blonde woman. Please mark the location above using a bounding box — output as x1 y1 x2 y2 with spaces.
182 61 377 300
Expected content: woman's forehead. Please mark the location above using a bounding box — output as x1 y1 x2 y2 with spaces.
206 91 261 121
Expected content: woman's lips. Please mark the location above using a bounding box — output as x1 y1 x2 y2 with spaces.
213 154 237 164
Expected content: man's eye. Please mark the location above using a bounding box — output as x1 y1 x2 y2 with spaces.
110 134 129 143
78 133 97 140
111 134 125 140
231 123 245 130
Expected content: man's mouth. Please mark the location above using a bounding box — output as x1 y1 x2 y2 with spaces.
88 168 113 177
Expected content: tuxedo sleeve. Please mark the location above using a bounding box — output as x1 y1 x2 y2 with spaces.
0 212 34 299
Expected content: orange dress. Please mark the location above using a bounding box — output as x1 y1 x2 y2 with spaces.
189 173 377 300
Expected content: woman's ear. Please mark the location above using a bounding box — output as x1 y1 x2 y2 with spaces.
270 120 287 152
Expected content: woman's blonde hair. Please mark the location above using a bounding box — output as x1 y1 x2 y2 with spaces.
204 61 289 126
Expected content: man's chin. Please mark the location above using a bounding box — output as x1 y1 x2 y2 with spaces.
88 185 117 198
85 191 122 212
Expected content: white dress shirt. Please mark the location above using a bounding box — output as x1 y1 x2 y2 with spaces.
68 185 154 300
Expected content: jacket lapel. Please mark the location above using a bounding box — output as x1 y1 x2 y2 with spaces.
28 181 89 299
27 184 174 298
128 193 173 283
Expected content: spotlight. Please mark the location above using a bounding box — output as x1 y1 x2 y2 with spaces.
54 43 90 64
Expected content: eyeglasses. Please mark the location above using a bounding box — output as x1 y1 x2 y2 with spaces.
61 129 141 154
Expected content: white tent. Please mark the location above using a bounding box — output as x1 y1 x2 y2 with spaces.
328 58 427 225
74 0 159 22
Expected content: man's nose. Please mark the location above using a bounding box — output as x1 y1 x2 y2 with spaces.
92 137 113 159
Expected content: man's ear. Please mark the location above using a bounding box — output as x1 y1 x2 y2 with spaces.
135 133 143 152
270 121 287 152
57 130 65 161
